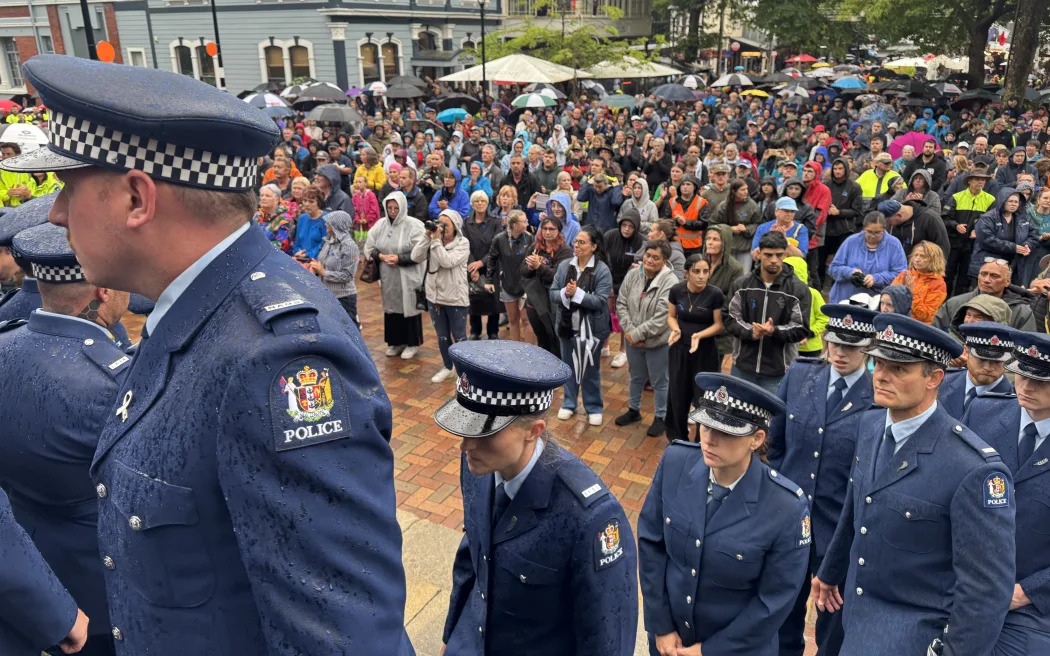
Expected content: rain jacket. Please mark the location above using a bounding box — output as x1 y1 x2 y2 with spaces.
802 162 832 249
760 177 818 243
705 224 744 293
890 268 947 324
0 169 34 207
616 260 678 348
292 210 328 259
913 108 936 134
724 261 812 378
317 164 354 214
30 173 61 197
363 191 427 317
903 152 948 194
578 179 624 233
969 187 1037 277
943 185 997 247
824 158 864 238
352 188 381 230
429 170 471 220
618 178 659 234
855 167 901 210
881 284 913 317
604 208 644 292
993 147 1036 187
827 230 908 303
315 211 359 299
785 255 828 354
892 169 942 213
549 255 613 342
933 288 1036 335
887 198 951 262
353 162 388 193
459 174 493 199
485 227 535 298
520 232 572 322
708 193 761 256
411 209 470 307
546 193 581 246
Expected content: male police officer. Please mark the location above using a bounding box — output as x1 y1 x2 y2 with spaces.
965 331 1050 654
437 341 638 655
937 322 1015 419
0 221 130 656
770 304 877 656
0 56 413 654
812 314 1016 656
0 193 49 321
0 488 89 655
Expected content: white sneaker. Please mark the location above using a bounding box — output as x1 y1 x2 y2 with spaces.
610 352 628 368
385 345 405 357
431 367 455 383
588 413 603 426
400 346 419 360
601 346 611 357
557 407 574 421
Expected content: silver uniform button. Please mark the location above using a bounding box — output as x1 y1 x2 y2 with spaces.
771 470 778 477
818 427 824 434
695 539 701 548
865 496 872 504
860 527 867 535
789 414 794 420
128 515 143 531
736 554 743 560
112 627 123 641
858 557 865 566
686 596 692 604
905 511 912 519
480 593 485 600
684 621 691 629
666 517 671 525
520 575 527 582
856 587 863 596
478 627 483 634
808 494 813 501
96 484 107 499
84 338 94 346
691 569 697 577
810 473 816 479
102 556 115 569
814 451 820 458
482 555 488 561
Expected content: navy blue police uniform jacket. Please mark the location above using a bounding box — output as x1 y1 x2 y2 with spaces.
638 443 810 656
938 367 1013 420
817 404 1016 656
0 486 78 654
443 440 638 655
90 226 414 655
0 311 129 642
769 359 873 568
965 395 1050 638
0 277 131 348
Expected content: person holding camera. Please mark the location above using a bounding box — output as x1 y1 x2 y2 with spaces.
827 211 908 303
411 209 470 383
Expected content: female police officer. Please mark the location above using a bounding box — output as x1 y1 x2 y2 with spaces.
638 373 810 656
437 340 638 655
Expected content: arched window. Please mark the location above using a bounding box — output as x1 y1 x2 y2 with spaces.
174 45 193 77
264 45 285 83
361 43 380 84
418 31 437 51
463 40 476 51
381 42 400 80
196 45 216 86
289 45 311 79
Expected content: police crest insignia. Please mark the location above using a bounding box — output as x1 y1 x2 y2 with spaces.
280 365 334 422
271 358 350 452
983 472 1011 508
595 520 624 570
843 314 854 328
799 511 812 547
990 335 1000 346
715 386 730 404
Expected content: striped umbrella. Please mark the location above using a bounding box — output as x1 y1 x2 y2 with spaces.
512 92 557 108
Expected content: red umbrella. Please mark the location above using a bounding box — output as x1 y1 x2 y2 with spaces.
786 54 818 64
889 131 939 160
0 100 21 113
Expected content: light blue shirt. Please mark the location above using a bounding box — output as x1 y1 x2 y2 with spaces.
33 309 113 340
965 374 1006 399
828 366 866 399
495 438 545 500
884 401 939 454
1019 409 1050 453
145 222 251 335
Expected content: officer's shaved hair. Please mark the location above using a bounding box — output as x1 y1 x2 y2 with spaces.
173 185 257 225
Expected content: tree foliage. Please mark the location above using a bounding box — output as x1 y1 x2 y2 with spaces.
740 0 861 58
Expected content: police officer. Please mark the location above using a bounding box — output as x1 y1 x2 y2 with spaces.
0 222 130 656
0 56 413 654
638 373 810 656
769 304 877 656
965 331 1050 654
0 487 89 655
812 314 1016 655
0 193 49 321
937 321 1015 419
437 340 638 655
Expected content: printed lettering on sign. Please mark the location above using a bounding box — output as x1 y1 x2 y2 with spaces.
271 358 350 451
595 520 624 570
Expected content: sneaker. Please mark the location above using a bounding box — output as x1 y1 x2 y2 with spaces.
557 407 574 421
385 345 405 357
400 346 419 360
487 334 500 340
601 346 611 357
588 413 603 426
468 334 481 341
615 408 642 426
610 352 628 368
431 367 455 383
647 417 666 438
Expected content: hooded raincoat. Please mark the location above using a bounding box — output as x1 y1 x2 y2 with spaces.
969 187 1037 278
709 190 762 256
411 209 470 307
364 191 427 317
546 193 581 246
315 210 359 300
618 177 660 234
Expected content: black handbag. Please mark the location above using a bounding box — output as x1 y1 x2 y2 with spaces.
359 254 380 284
414 251 430 312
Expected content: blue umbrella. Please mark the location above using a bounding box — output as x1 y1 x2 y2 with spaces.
831 76 867 90
436 108 469 123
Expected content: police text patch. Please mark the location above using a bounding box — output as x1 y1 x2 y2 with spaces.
799 510 812 547
271 358 351 451
595 520 624 570
983 472 1011 509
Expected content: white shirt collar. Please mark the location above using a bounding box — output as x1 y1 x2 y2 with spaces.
884 401 939 445
709 466 746 492
828 366 865 397
33 309 113 340
569 255 596 270
145 222 251 335
495 438 545 500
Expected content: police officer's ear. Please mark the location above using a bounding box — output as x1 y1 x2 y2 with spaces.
523 418 546 444
124 169 159 230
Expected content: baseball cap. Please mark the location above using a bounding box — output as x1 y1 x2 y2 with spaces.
775 197 798 212
876 199 902 216
874 153 893 164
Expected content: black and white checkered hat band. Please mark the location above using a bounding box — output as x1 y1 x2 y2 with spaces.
457 381 554 414
1014 343 1050 363
702 388 773 423
50 111 258 190
876 327 952 366
827 316 874 335
967 335 1012 349
32 262 84 282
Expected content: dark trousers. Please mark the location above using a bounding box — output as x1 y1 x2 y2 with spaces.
383 312 424 347
469 313 500 339
806 247 822 290
337 293 359 326
47 634 116 656
779 554 844 656
666 339 706 442
818 234 848 289
526 306 560 358
946 241 973 296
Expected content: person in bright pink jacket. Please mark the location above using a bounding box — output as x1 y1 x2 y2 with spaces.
352 175 381 235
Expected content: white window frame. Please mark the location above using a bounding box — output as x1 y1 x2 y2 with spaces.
256 39 317 84
355 37 405 85
126 47 147 67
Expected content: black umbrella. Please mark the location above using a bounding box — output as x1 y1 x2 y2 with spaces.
384 83 427 99
388 74 427 88
431 92 482 114
649 83 696 102
951 88 999 109
292 83 347 108
306 104 364 125
404 119 449 140
781 77 823 90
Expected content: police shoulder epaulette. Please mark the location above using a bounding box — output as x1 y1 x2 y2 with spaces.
81 336 131 378
669 438 702 449
949 422 1001 461
241 269 319 333
768 468 806 499
0 288 17 308
0 318 25 333
794 356 824 365
979 391 1017 400
557 460 609 508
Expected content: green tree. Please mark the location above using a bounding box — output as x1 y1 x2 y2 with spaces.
741 0 863 60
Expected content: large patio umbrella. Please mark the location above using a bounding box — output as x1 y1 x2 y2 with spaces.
649 83 696 102
440 54 589 84
785 54 818 64
586 58 681 79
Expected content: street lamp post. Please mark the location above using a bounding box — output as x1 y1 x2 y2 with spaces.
478 0 487 101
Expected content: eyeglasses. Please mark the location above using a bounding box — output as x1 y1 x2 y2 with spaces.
983 257 1010 266
574 239 592 246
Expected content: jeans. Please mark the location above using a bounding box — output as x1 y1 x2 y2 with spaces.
428 302 468 369
337 294 359 326
730 364 783 394
469 313 500 339
626 343 669 418
559 337 604 414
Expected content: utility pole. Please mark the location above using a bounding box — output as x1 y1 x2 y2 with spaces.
79 0 97 59
209 0 224 87
479 0 487 101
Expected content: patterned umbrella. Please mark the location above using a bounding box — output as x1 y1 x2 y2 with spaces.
711 73 753 87
857 102 899 127
678 74 706 89
366 81 388 95
512 92 557 108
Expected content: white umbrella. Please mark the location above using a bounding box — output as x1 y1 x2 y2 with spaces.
678 74 706 89
243 92 289 108
440 54 590 84
805 68 837 79
711 73 753 87
0 124 47 152
586 58 683 79
367 81 388 95
512 92 557 108
537 87 566 100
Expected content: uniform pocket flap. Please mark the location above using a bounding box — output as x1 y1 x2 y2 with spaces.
107 460 200 530
497 550 562 586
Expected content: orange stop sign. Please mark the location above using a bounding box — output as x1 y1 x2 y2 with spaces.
96 41 115 63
